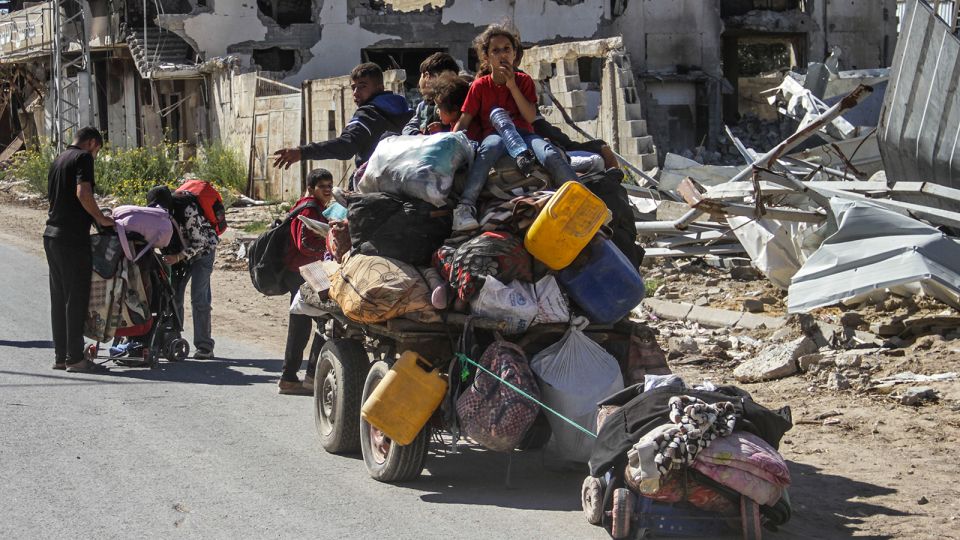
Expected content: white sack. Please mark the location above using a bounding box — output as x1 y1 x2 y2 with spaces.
532 275 570 325
358 132 474 207
531 318 624 462
290 289 328 317
471 277 538 335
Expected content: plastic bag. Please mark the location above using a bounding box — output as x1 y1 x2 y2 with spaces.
358 132 474 207
290 288 328 317
531 318 624 462
532 275 570 325
470 276 538 335
322 201 348 221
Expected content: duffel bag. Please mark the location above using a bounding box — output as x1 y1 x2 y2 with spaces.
346 192 451 267
456 338 540 452
329 253 434 324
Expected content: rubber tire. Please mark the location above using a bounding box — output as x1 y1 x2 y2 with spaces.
167 338 190 362
313 339 367 454
581 476 604 525
611 487 635 540
359 361 429 483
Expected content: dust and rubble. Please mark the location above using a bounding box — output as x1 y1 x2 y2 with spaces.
628 0 960 412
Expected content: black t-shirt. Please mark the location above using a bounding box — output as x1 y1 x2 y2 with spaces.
44 145 96 239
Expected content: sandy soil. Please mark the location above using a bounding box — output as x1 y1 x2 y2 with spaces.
4 194 959 539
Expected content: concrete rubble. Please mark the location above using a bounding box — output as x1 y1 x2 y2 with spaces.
630 2 960 408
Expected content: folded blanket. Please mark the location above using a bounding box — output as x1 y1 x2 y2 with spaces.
693 431 790 506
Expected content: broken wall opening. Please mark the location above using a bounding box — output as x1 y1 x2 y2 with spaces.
362 47 447 93
722 33 804 123
721 0 803 17
256 0 313 27
252 47 299 73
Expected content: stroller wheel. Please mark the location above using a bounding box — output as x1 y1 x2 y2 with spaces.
167 339 190 362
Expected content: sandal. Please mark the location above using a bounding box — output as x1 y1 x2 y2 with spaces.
66 359 110 373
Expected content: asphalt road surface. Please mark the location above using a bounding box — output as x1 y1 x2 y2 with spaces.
0 240 597 539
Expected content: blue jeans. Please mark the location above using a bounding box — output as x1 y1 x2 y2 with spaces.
174 248 215 352
460 132 578 207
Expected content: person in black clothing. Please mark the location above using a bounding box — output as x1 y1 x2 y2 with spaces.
43 127 114 372
272 63 412 173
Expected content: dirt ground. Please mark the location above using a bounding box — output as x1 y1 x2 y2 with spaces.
3 192 958 539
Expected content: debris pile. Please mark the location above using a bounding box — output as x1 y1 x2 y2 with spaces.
630 1 960 408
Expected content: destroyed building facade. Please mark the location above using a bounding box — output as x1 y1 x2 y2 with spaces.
1 0 898 186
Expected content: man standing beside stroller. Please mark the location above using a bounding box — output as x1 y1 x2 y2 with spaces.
43 127 114 372
146 185 219 360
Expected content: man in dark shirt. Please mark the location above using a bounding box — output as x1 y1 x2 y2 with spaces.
43 127 114 372
272 63 412 173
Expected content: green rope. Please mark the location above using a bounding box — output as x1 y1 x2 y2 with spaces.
455 353 598 439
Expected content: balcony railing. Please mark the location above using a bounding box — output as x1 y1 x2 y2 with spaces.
0 2 54 62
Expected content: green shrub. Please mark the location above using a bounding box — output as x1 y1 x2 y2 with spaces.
644 277 663 298
5 141 57 193
193 141 247 204
5 139 248 206
96 141 186 204
241 220 269 234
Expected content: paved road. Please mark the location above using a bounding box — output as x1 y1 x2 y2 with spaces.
0 241 598 539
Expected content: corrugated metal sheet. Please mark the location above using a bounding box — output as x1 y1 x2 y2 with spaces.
879 0 960 187
897 0 958 32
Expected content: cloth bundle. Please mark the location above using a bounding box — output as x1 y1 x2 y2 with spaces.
626 396 738 494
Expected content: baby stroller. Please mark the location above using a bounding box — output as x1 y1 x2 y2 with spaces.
84 206 190 368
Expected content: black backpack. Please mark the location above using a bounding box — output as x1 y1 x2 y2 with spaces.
346 192 451 266
247 200 319 296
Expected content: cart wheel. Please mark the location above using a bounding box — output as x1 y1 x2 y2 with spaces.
741 497 763 540
166 338 190 362
581 476 605 525
313 339 367 454
360 361 429 483
610 487 635 540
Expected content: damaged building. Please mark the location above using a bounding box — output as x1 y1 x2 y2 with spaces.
0 0 898 193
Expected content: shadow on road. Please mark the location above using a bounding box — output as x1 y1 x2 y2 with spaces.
108 357 285 386
401 441 584 512
772 460 909 539
0 339 54 349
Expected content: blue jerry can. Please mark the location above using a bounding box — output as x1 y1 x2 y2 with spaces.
557 236 645 325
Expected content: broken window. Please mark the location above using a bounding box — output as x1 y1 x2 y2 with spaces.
577 57 603 86
252 47 298 72
257 0 313 27
362 48 449 92
737 42 791 76
722 34 803 123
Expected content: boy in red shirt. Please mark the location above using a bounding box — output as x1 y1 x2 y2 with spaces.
452 24 578 232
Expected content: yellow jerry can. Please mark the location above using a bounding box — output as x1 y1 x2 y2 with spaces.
361 351 448 445
524 181 608 270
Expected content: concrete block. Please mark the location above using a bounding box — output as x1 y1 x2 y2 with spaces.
687 305 743 328
623 119 648 137
623 103 644 120
641 298 693 322
550 75 582 93
737 312 787 330
556 58 578 78
552 91 586 109
526 60 553 80
734 336 816 383
640 153 659 171
564 105 588 122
